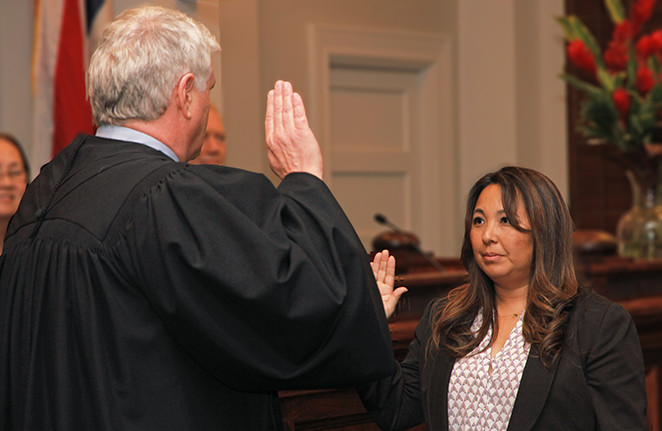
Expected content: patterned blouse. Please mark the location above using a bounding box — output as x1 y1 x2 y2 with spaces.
447 311 530 430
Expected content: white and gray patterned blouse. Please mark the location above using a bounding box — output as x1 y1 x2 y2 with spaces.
448 311 530 430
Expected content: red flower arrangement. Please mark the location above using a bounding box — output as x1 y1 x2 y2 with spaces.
558 0 662 163
559 0 662 259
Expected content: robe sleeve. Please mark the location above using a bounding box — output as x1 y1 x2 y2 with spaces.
125 166 394 391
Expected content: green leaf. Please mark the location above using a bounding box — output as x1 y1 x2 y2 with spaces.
603 0 625 23
555 16 580 40
559 73 605 98
649 83 662 120
626 44 637 89
597 69 616 92
577 95 625 149
651 55 661 76
650 81 662 102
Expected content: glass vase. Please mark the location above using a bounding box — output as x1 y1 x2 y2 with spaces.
616 169 662 259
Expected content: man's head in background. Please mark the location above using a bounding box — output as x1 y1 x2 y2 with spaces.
189 105 227 165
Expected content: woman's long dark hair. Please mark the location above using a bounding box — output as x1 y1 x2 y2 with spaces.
431 166 578 368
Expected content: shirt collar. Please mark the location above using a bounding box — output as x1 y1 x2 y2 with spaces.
95 125 179 162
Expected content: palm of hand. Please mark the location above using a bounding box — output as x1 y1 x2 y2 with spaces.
371 250 407 319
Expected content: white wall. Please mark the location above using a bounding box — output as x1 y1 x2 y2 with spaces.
457 0 567 205
515 0 568 199
0 1 34 153
458 0 519 201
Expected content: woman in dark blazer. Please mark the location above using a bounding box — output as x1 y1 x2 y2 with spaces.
364 166 647 430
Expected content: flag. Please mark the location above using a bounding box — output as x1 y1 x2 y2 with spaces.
32 0 113 172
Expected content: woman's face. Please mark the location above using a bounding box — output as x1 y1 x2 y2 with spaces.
0 139 28 221
470 184 533 291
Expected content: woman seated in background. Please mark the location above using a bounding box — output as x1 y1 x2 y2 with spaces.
0 133 29 254
368 166 648 430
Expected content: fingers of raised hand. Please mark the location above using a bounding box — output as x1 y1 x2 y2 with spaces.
281 81 294 131
265 89 275 138
272 80 295 134
377 255 389 286
371 251 382 277
292 92 310 131
268 80 300 143
372 250 389 282
385 255 395 283
272 81 285 135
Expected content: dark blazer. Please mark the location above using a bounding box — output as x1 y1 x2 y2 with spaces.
358 288 648 431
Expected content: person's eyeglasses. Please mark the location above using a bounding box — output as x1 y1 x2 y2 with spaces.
0 168 27 181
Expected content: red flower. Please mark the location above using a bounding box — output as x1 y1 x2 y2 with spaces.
604 21 633 72
631 0 656 35
614 19 634 42
636 35 656 58
604 40 629 71
613 88 631 123
567 40 596 75
637 64 655 94
652 30 662 51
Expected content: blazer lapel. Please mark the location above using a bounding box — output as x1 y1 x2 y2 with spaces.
506 345 559 431
423 347 455 431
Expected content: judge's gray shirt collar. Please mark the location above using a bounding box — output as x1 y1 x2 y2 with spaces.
96 125 179 162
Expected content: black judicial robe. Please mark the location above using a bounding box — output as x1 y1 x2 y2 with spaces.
0 135 394 431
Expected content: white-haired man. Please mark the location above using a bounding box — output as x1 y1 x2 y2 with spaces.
0 6 393 430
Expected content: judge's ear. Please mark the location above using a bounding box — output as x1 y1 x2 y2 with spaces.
175 73 196 119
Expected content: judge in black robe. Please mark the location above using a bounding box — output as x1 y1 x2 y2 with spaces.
0 7 394 430
0 133 394 430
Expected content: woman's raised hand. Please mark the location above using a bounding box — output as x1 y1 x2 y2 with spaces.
371 250 407 319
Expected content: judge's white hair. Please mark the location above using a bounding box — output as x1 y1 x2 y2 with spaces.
87 6 220 126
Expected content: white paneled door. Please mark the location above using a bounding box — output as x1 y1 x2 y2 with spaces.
308 26 455 255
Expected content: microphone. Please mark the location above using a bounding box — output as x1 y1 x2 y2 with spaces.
374 213 399 231
373 213 444 272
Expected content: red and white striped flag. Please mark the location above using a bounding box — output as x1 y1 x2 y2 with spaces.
31 0 113 172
